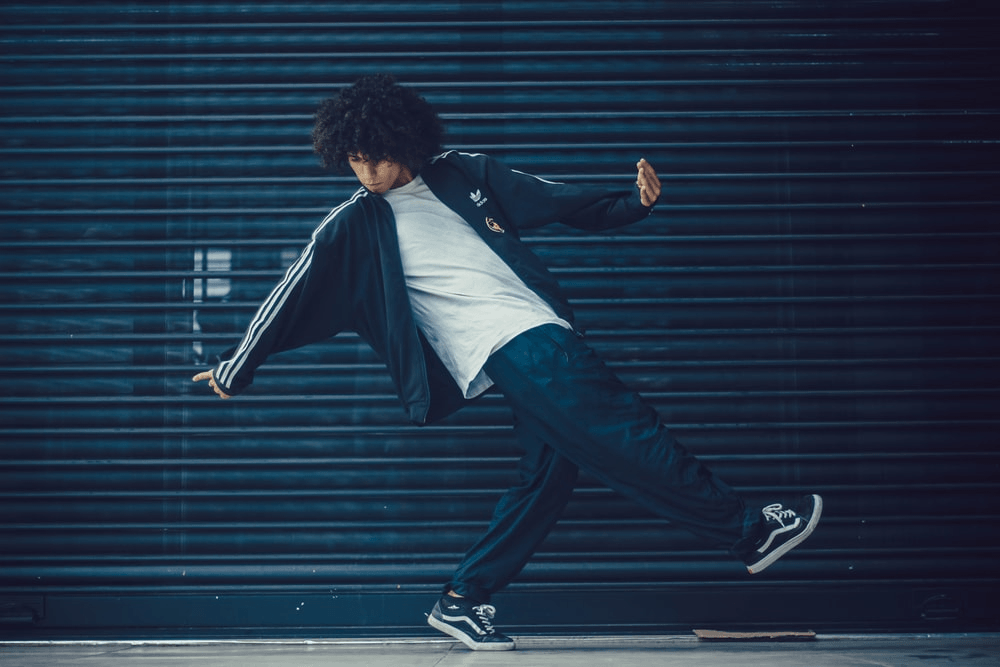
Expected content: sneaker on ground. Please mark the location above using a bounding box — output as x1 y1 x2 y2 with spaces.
427 596 516 651
744 494 823 574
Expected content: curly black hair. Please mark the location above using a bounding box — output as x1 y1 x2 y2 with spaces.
312 74 445 175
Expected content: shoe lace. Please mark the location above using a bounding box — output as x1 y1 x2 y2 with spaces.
762 503 797 526
472 604 497 634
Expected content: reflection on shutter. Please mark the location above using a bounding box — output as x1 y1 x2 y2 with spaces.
2 1 998 638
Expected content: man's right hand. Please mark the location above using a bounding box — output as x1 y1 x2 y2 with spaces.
193 369 232 399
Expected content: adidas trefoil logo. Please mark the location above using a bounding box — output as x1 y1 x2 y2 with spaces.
470 189 489 208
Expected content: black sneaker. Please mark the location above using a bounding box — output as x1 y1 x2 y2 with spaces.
427 596 515 651
744 494 823 574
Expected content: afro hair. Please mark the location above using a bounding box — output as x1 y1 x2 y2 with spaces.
312 74 445 175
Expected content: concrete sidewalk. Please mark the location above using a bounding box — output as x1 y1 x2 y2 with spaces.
2 634 998 666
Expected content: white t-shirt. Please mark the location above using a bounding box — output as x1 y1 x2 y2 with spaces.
383 175 571 398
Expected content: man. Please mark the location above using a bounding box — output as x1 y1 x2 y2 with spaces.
193 74 821 651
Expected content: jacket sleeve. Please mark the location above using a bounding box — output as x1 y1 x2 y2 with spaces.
212 204 357 396
480 153 654 232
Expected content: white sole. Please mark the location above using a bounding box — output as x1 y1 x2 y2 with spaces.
746 494 823 574
427 612 516 651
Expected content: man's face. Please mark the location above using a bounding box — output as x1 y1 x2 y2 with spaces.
347 154 413 194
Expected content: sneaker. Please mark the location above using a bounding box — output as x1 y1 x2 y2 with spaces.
427 596 515 651
744 494 823 574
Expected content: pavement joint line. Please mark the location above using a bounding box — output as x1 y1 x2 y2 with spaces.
2 632 999 647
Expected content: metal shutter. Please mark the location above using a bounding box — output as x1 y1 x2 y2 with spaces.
1 1 998 637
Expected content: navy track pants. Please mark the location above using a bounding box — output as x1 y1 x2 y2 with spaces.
447 324 762 602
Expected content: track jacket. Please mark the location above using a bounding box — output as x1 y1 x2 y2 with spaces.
213 150 654 424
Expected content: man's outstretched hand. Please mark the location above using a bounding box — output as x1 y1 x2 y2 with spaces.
636 158 661 208
192 369 232 399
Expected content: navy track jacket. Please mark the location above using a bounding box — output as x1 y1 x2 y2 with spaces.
213 150 654 424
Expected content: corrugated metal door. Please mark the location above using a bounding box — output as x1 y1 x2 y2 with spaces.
1 1 998 638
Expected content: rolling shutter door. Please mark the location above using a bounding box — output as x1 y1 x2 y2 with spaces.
1 1 998 637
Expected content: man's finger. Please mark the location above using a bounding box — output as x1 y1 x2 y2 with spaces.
636 160 655 187
638 159 661 189
643 170 661 198
637 175 655 206
192 370 213 383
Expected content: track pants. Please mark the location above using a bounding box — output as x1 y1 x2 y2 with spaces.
446 324 763 603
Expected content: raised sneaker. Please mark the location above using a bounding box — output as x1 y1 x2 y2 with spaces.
744 494 823 574
427 596 515 651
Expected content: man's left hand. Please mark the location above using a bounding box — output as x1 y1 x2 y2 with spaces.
636 158 661 208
